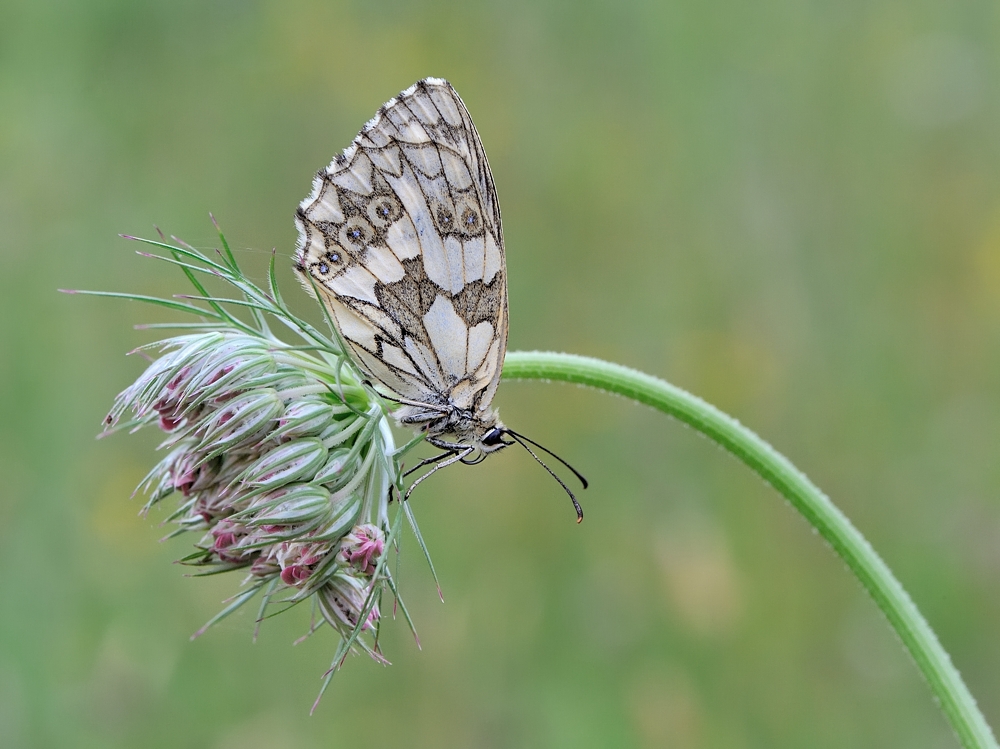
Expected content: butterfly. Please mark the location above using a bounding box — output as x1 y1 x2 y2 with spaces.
294 78 585 519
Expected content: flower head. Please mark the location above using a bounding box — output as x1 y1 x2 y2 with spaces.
89 232 435 703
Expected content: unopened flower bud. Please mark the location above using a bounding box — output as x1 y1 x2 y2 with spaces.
319 570 380 634
241 484 332 534
237 437 328 492
271 399 337 441
193 389 284 456
312 447 358 491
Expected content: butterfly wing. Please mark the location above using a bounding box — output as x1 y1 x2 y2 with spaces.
295 78 508 423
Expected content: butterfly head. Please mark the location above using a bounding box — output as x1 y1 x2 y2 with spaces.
478 423 514 454
422 408 511 455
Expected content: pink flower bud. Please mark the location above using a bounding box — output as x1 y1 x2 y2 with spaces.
338 524 385 576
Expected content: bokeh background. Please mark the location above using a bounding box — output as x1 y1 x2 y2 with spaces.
2 1 999 747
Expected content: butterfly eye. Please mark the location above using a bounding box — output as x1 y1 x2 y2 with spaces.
481 427 506 446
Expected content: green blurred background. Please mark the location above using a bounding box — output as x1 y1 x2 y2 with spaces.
2 0 999 746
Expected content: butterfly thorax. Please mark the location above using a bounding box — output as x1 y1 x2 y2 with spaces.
393 401 506 454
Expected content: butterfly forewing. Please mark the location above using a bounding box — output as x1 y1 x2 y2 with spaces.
295 78 508 442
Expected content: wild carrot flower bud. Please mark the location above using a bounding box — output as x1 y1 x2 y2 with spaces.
210 517 254 565
339 524 385 576
236 438 329 493
191 389 285 457
90 236 435 704
273 538 335 587
312 448 358 491
319 569 381 635
272 399 336 441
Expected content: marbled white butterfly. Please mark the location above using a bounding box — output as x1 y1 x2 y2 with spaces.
294 78 585 518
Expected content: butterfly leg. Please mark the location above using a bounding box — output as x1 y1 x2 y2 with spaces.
404 446 475 502
402 450 459 478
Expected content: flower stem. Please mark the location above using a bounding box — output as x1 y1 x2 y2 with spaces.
502 350 997 749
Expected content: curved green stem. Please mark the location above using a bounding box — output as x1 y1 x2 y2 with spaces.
502 350 997 749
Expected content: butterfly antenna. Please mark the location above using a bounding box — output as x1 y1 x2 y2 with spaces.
503 429 588 489
505 432 584 523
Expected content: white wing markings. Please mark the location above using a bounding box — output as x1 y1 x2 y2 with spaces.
475 338 502 398
401 143 443 178
304 178 344 224
353 347 425 401
329 152 374 195
439 150 474 190
384 164 453 292
366 145 402 176
440 236 466 295
362 244 406 285
384 213 421 261
483 231 502 284
473 297 507 418
385 105 431 144
466 321 494 374
380 343 420 377
404 88 443 128
408 166 465 293
327 296 377 350
329 264 378 305
358 123 391 149
428 86 463 127
295 217 326 262
403 337 445 391
357 303 402 341
422 295 468 380
462 234 485 283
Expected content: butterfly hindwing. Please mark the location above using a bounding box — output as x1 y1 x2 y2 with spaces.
295 78 508 428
